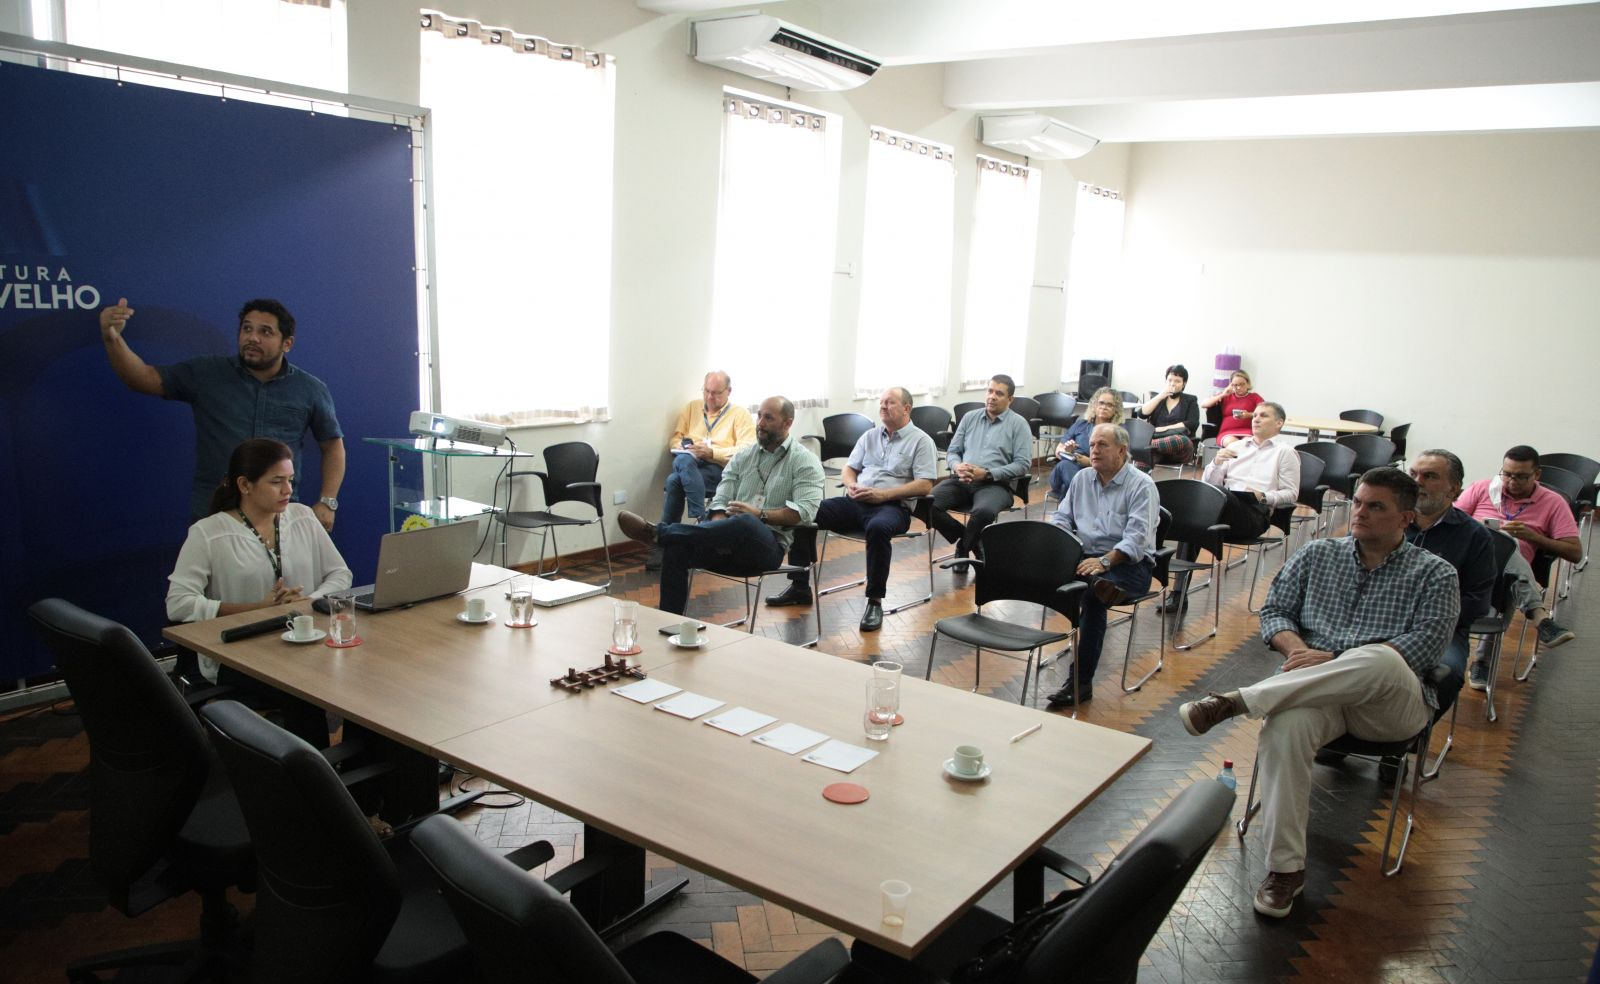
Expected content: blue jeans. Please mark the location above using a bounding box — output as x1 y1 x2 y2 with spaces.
1075 558 1155 684
786 497 912 600
1048 457 1083 500
657 513 784 615
661 452 723 524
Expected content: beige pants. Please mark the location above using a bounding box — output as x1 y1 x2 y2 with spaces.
1240 644 1430 872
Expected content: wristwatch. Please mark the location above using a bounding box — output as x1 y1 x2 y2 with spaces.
1099 554 1115 569
318 496 339 511
759 508 769 522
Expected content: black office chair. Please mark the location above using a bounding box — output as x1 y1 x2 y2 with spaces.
1008 395 1045 476
1123 417 1155 472
1337 408 1385 434
952 401 984 428
1033 392 1078 446
498 441 612 589
803 412 874 488
815 501 937 619
1335 433 1396 475
1296 441 1358 534
850 779 1235 984
1466 529 1521 725
688 524 823 647
1222 452 1325 614
926 521 1088 708
27 598 255 984
1150 481 1228 658
1287 448 1334 543
1541 451 1599 569
1237 663 1456 877
1386 422 1410 465
910 404 954 461
200 698 555 983
409 814 846 984
930 471 1035 561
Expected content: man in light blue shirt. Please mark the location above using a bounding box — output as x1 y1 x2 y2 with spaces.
1046 423 1159 707
768 387 937 632
929 374 1033 560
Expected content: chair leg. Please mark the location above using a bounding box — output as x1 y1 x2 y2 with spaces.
1173 558 1220 652
1484 630 1501 723
598 522 613 591
1381 733 1425 877
1236 749 1262 837
1512 617 1538 682
1422 699 1457 782
1120 595 1164 692
924 633 939 681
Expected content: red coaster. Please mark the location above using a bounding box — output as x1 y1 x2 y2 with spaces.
892 714 905 726
506 619 538 629
324 635 363 649
823 782 870 805
608 645 642 656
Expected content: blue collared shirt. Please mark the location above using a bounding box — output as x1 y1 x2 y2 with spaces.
1259 536 1459 708
947 408 1032 482
1049 461 1158 563
849 423 938 502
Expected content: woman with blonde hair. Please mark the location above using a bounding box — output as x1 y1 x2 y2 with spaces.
1048 387 1124 500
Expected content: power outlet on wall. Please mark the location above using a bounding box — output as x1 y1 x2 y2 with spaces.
613 490 627 505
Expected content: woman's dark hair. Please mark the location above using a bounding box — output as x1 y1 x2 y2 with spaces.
1164 364 1189 384
209 439 294 515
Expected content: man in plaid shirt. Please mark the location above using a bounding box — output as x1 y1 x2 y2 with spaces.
1178 468 1459 919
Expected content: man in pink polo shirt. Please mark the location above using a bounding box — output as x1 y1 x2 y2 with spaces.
1455 445 1582 687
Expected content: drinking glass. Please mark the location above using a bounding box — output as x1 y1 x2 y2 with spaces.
508 576 536 627
864 679 897 741
611 599 639 652
328 594 358 645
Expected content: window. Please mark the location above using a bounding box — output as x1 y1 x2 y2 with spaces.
1061 183 1126 382
960 156 1039 390
855 127 955 398
421 12 615 425
708 92 837 408
41 0 348 93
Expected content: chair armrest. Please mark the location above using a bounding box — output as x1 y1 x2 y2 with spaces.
1207 523 1231 533
1055 581 1088 598
181 683 235 708
1027 844 1094 887
564 481 601 491
503 839 556 871
764 938 849 984
940 558 983 571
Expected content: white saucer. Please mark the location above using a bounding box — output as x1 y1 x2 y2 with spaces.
282 629 327 644
668 633 707 649
943 759 991 782
456 611 496 625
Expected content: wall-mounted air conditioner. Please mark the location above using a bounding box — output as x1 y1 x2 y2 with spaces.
690 14 879 92
979 114 1100 160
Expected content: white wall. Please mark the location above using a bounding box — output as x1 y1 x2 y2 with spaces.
344 0 1127 564
1109 132 1600 482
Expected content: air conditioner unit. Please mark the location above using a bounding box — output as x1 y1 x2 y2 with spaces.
691 14 879 92
979 114 1100 160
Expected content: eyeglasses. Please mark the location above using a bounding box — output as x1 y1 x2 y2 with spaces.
1499 470 1536 482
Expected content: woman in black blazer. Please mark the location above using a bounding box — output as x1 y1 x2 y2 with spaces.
1136 364 1200 466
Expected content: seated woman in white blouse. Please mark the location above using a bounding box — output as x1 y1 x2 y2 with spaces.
168 438 351 746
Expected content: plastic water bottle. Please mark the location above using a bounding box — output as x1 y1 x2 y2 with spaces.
1218 759 1238 791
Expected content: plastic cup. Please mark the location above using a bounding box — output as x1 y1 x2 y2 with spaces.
880 879 911 927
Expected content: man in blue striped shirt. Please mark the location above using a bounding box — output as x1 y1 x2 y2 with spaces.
1178 468 1458 919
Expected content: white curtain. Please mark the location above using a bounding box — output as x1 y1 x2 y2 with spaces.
1061 182 1126 381
421 14 615 425
708 95 836 408
57 0 348 92
855 127 954 398
961 156 1040 390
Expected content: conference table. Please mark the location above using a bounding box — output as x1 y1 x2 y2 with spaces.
1283 415 1380 442
166 564 1150 959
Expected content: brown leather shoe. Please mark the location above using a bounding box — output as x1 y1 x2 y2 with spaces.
1178 692 1241 736
1253 870 1305 918
617 510 658 547
1089 577 1128 605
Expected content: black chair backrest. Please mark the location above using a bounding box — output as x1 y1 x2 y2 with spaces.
1294 450 1327 506
1298 441 1358 497
201 699 404 983
1122 418 1155 469
1339 408 1384 430
1335 434 1397 473
517 441 602 513
1009 396 1042 437
1155 480 1228 556
1541 452 1600 495
1076 373 1109 397
953 402 985 428
27 599 211 915
410 815 635 984
1020 779 1235 984
974 521 1086 623
1386 422 1410 461
1486 528 1519 612
1034 392 1077 428
1537 465 1584 505
909 404 952 438
820 413 874 460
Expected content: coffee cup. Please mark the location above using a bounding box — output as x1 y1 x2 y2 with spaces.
466 597 487 621
953 744 984 777
678 619 702 643
291 614 315 639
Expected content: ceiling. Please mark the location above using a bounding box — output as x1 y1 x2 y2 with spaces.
641 0 1600 142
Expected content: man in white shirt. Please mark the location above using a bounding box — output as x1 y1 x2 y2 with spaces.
1168 401 1300 611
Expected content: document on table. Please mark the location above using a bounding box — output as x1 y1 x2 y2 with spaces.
612 678 682 704
753 723 829 755
802 739 879 774
704 707 777 736
654 691 725 720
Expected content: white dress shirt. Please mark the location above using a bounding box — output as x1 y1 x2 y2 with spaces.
1202 435 1300 509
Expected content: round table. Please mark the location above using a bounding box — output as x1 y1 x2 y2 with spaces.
1284 416 1380 442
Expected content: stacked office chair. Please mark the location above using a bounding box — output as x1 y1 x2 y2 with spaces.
28 598 255 984
498 441 612 588
926 521 1088 708
803 412 874 489
1034 391 1079 447
1541 451 1599 566
1008 395 1046 477
1335 434 1397 479
910 404 954 456
850 779 1235 984
1337 408 1385 434
1386 422 1410 465
410 814 847 984
201 698 556 983
1297 441 1358 534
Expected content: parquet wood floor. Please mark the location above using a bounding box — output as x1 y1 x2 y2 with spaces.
2 488 1597 982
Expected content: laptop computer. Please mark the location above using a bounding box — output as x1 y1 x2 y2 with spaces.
348 520 479 611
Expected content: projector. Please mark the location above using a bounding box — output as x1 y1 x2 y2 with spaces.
408 411 509 448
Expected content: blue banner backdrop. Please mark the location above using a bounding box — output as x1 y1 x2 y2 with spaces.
0 60 419 679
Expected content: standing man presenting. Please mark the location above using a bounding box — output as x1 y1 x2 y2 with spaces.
650 370 756 570
99 297 345 529
929 374 1032 561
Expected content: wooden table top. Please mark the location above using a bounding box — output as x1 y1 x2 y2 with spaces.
167 569 1150 959
435 633 1149 957
1283 415 1380 435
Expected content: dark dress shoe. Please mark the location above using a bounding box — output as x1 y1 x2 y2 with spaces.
765 583 813 607
617 510 658 546
859 600 884 632
1089 577 1128 606
1045 685 1092 708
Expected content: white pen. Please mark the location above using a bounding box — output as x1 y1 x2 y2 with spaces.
1009 723 1043 743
